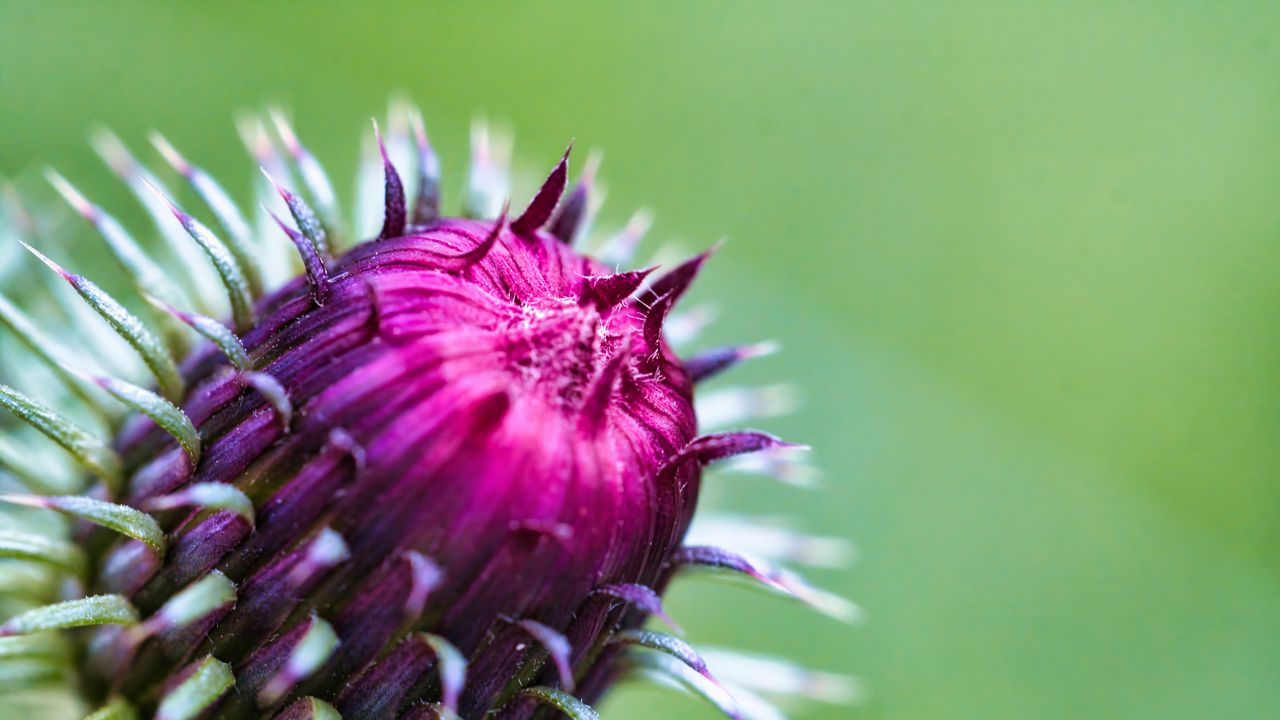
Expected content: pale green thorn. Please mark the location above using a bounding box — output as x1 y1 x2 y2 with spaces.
282 698 342 720
0 289 116 418
621 651 742 720
154 655 234 720
0 529 87 578
0 384 122 492
0 661 67 690
147 571 235 634
0 594 139 636
268 109 341 237
0 633 72 663
45 168 191 356
91 128 223 316
240 371 292 431
144 483 253 525
58 362 200 466
0 495 165 558
149 132 264 298
141 181 256 334
517 686 600 720
143 294 253 372
261 167 331 259
0 433 62 494
421 632 467 714
19 241 185 402
258 613 339 705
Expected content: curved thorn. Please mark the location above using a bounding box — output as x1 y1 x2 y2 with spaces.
240 371 292 432
46 169 186 308
91 129 222 315
373 119 407 239
593 583 683 634
149 132 262 297
516 687 599 720
155 655 235 720
511 143 572 236
0 434 63 495
433 205 506 272
143 483 254 525
0 634 72 664
0 383 122 491
47 169 190 354
144 295 253 371
21 242 184 401
671 545 861 623
698 647 862 706
687 515 849 566
419 633 466 714
143 181 256 333
0 529 87 577
262 168 330 259
273 697 342 720
515 619 575 692
0 494 165 557
666 431 805 472
403 550 443 621
0 290 115 416
549 151 599 245
327 427 367 476
611 629 717 682
642 290 678 354
686 341 780 384
269 109 339 229
0 594 139 637
267 208 329 306
259 613 339 706
579 267 655 311
146 571 237 635
89 370 200 465
620 650 742 720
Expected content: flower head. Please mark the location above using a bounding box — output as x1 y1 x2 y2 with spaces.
0 105 850 719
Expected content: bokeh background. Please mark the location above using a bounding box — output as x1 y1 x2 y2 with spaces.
2 2 1279 718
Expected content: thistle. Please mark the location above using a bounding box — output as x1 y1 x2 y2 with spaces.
0 104 853 719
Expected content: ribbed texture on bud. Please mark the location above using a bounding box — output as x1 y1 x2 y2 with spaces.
0 106 851 720
94 215 696 717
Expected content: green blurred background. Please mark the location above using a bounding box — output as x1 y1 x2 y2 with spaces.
3 1 1279 718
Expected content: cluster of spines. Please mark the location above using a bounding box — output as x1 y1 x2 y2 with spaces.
0 102 853 719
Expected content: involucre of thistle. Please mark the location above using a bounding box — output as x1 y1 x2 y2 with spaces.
0 103 855 720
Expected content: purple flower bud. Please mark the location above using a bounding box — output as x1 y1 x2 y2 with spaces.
0 108 849 720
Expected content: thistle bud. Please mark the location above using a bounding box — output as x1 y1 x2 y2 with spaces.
0 106 850 719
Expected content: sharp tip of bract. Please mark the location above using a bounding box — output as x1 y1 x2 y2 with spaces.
409 107 428 144
89 128 136 177
0 493 44 508
17 240 67 278
44 169 95 219
148 131 190 175
749 340 782 358
269 107 301 152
